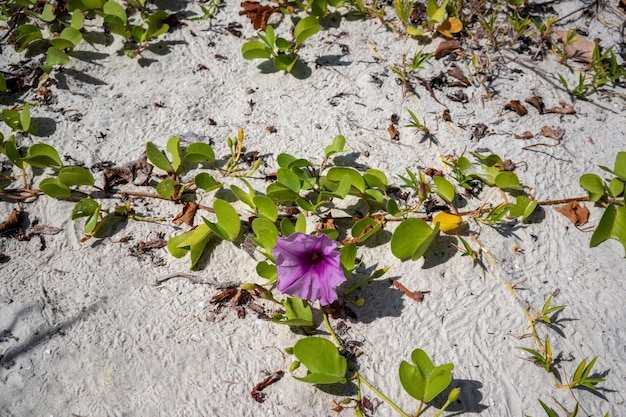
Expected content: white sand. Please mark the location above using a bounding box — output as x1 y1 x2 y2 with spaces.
1 2 625 416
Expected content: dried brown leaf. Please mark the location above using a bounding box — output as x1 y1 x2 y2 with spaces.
0 209 23 235
387 124 400 141
446 65 470 87
513 131 534 140
545 102 575 114
504 100 528 116
239 1 280 31
434 40 460 59
540 126 565 140
555 201 589 226
172 201 198 226
525 96 545 114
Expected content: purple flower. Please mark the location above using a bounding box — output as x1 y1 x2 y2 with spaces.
272 232 346 305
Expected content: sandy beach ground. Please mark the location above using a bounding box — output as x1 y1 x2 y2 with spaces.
1 1 626 416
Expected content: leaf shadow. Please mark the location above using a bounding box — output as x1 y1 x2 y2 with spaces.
28 117 57 137
429 379 488 414
0 302 101 368
421 235 458 268
347 275 406 324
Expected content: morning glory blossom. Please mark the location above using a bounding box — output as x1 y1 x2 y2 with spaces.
272 232 346 305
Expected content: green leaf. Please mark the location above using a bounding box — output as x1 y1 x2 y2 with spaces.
9 24 43 52
386 198 402 217
251 217 279 252
156 179 179 198
185 142 215 164
324 135 346 158
433 176 455 203
340 243 357 274
399 349 454 403
509 196 537 220
351 217 380 242
20 104 31 133
41 3 56 22
2 109 22 131
495 171 523 190
168 224 213 268
310 0 328 17
72 197 100 219
294 16 321 47
253 195 278 222
39 178 71 199
295 213 306 233
47 47 70 66
25 143 63 168
194 173 221 192
580 173 606 202
391 219 439 260
590 204 616 249
0 73 6 93
608 178 624 198
427 0 448 24
58 166 95 186
277 168 302 193
242 40 272 60
599 152 626 182
167 229 195 258
267 182 300 203
538 400 559 417
275 37 291 51
59 27 83 48
210 199 240 240
256 261 277 281
71 9 84 30
3 137 25 169
146 141 173 172
326 167 365 193
166 136 182 173
292 337 347 384
363 169 388 190
273 297 314 327
103 0 127 22
259 25 275 48
274 54 298 72
280 217 296 237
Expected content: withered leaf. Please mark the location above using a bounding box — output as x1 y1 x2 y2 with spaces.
504 100 528 116
137 238 167 252
540 126 565 140
239 1 280 31
442 108 452 122
103 154 152 190
473 123 489 140
555 201 589 226
0 209 23 236
513 131 534 140
434 40 460 59
545 102 575 114
387 124 400 141
525 96 545 114
446 65 470 87
447 90 468 103
172 201 198 226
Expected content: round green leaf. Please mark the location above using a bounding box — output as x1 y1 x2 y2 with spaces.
59 27 83 48
608 178 624 198
72 197 100 219
252 217 279 251
39 178 71 199
363 168 388 190
495 171 523 191
294 16 321 47
253 195 278 222
242 41 272 60
59 166 94 186
103 0 127 21
351 217 380 242
274 54 298 72
47 46 70 66
324 135 346 158
156 179 178 198
194 173 221 192
185 142 215 164
167 229 195 258
293 337 347 384
326 167 365 193
256 261 277 281
580 173 606 202
433 176 455 203
391 218 439 260
10 24 43 52
26 143 63 168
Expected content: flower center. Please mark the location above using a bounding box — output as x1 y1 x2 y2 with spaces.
309 251 323 264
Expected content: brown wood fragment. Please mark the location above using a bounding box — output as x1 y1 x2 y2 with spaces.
545 102 575 114
392 280 430 302
251 370 284 403
0 209 23 235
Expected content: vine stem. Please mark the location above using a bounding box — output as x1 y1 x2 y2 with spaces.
321 311 411 417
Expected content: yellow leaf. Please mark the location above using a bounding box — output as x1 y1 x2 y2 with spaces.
433 212 464 234
437 17 463 38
